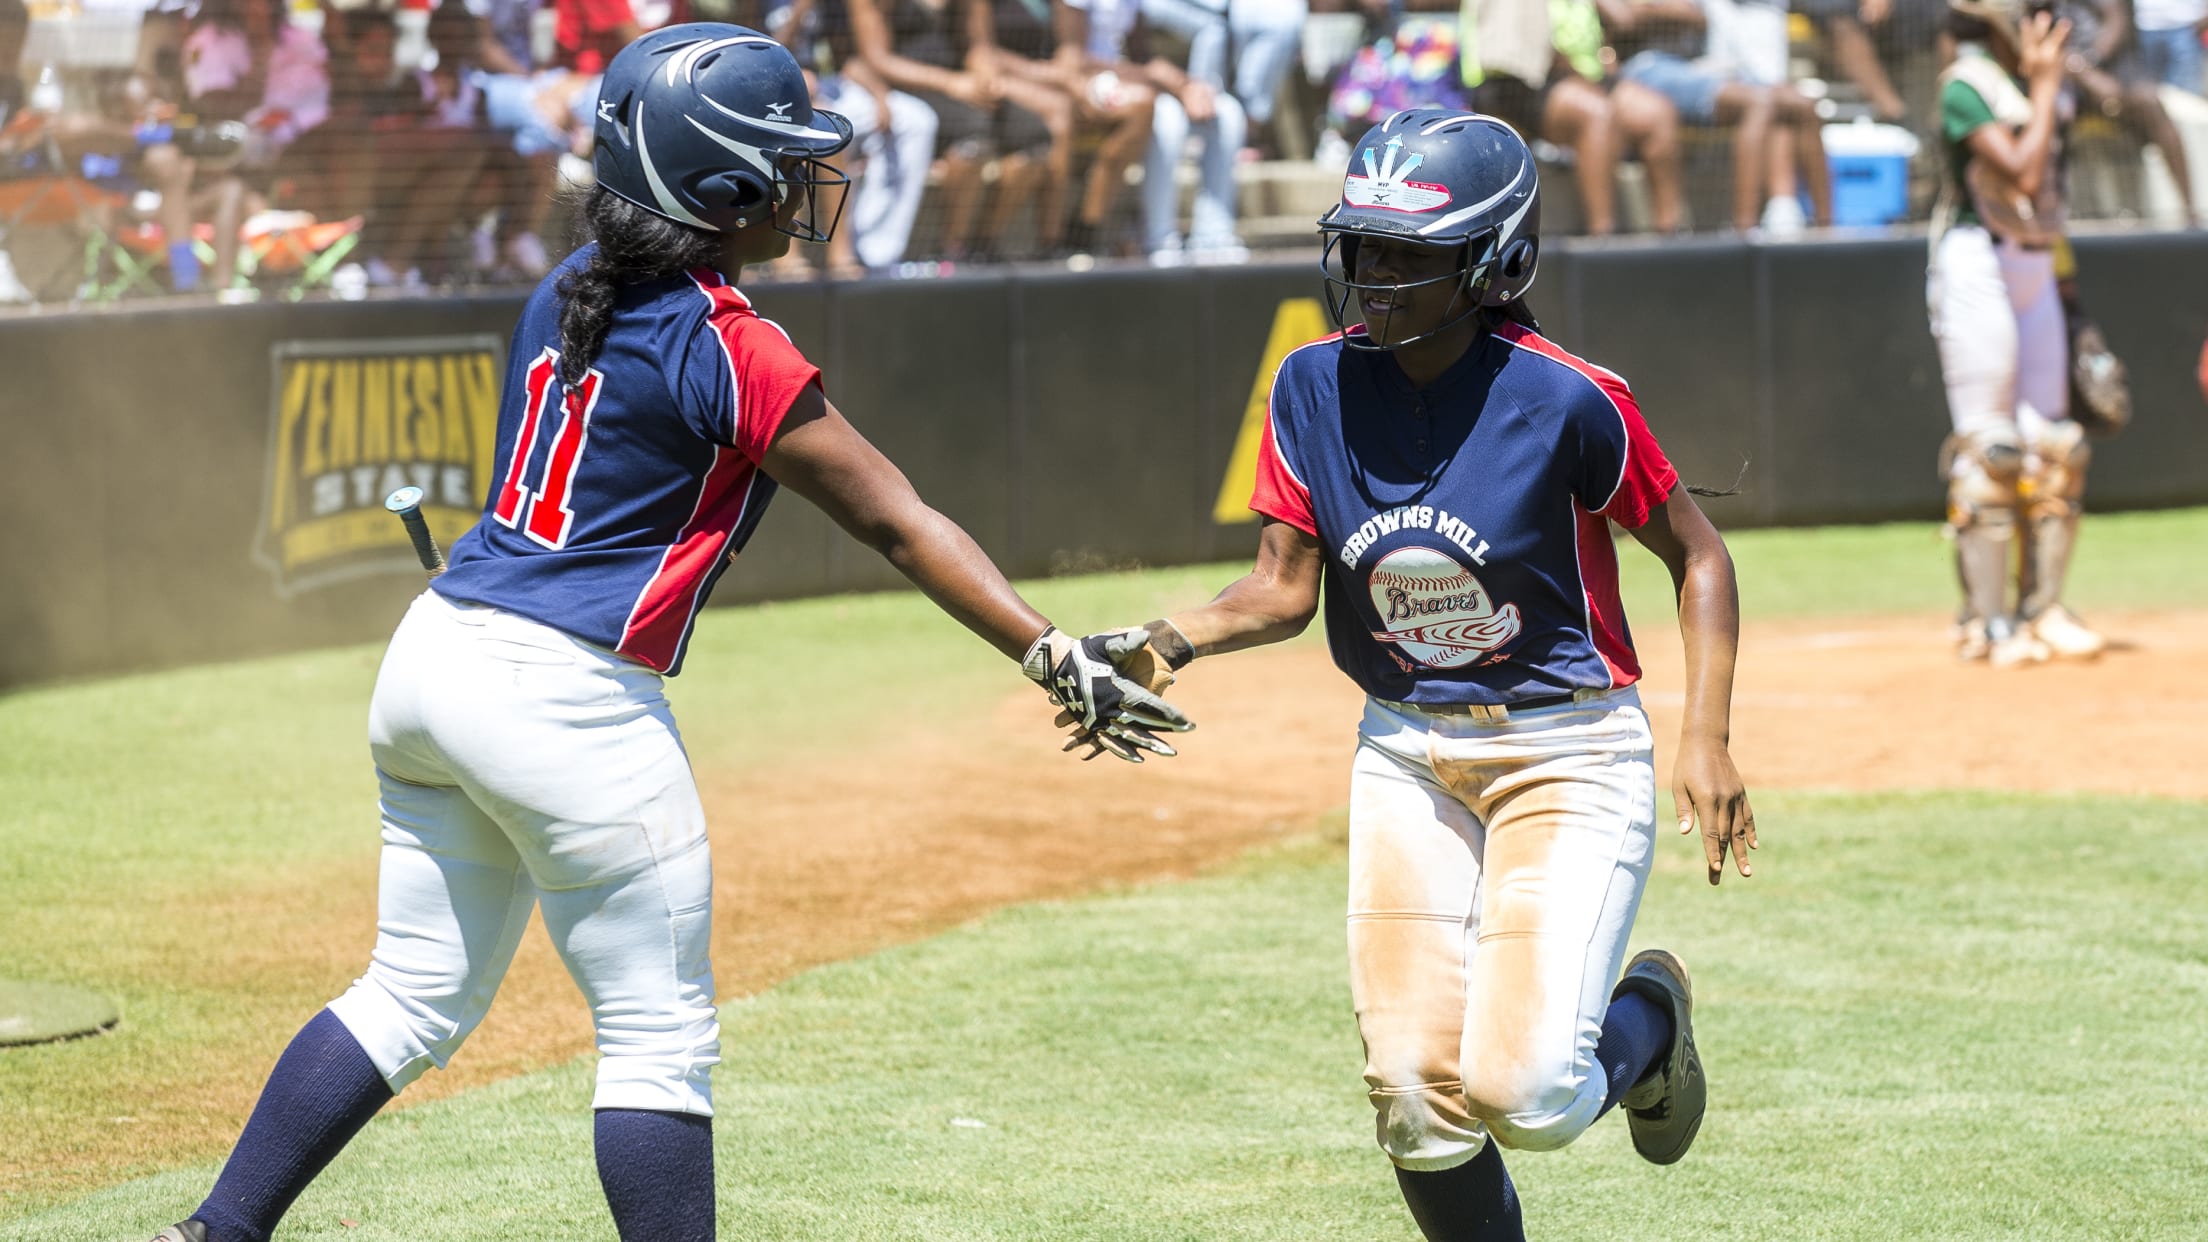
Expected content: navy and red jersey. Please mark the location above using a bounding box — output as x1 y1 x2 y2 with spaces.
1251 321 1679 707
433 246 818 676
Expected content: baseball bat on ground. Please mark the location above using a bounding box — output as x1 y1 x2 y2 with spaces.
383 486 446 577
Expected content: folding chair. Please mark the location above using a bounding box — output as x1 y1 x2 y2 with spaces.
192 211 365 301
0 173 147 301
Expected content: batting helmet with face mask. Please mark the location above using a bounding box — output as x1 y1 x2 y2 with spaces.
591 24 854 240
1318 109 1542 351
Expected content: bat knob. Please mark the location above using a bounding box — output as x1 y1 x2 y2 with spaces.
384 486 426 514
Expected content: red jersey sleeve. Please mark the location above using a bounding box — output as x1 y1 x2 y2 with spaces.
679 278 823 462
1582 373 1678 530
1248 381 1318 536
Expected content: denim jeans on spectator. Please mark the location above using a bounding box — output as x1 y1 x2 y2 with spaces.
1140 0 1305 125
816 77 940 270
2137 25 2206 94
1619 50 1726 126
1144 88 1245 255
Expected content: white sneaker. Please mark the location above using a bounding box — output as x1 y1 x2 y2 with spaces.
2030 605 2106 660
1760 195 1807 238
1189 240 1250 265
1987 618 2051 669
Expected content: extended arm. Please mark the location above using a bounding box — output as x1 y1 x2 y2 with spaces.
1963 13 2071 198
763 386 1191 757
1626 487 1757 885
1161 520 1327 657
763 385 1048 658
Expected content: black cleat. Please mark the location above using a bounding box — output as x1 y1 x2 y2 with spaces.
1613 948 1705 1165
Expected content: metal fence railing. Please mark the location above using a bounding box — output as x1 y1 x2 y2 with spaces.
0 0 2201 307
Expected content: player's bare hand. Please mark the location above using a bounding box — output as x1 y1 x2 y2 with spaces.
1022 626 1194 763
2019 12 2071 87
1673 735 1755 884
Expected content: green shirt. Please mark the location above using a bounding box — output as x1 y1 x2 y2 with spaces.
1941 76 1999 228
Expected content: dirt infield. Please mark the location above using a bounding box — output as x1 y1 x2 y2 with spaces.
21 608 2208 1202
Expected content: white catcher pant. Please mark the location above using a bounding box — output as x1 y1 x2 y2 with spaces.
328 591 720 1116
1929 224 2071 455
1348 691 1657 1171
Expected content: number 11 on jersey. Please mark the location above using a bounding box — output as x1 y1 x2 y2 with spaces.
493 348 604 549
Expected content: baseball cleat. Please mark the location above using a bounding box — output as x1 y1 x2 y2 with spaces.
1955 617 1990 662
150 1224 207 1242
1613 949 1704 1166
1984 617 2049 669
2029 605 2106 660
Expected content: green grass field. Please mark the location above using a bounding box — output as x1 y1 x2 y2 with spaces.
5 510 2207 1239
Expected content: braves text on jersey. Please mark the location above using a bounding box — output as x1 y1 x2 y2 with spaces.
432 247 820 675
1250 321 1678 706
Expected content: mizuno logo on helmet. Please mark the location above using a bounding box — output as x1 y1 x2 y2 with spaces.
598 99 618 123
767 101 792 119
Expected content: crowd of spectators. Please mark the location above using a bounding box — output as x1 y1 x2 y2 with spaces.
0 0 2201 302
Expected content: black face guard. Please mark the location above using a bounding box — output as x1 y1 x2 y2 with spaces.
769 152 852 244
1320 229 1498 352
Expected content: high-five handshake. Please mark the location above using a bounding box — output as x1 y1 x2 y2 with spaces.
1020 620 1197 763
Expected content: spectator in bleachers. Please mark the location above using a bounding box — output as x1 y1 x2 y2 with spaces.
556 0 685 72
1005 0 1157 255
2132 0 2206 92
1613 0 1830 231
412 0 562 281
1797 0 1920 123
139 0 329 293
849 0 1067 260
284 8 487 287
467 0 548 75
1061 0 1245 262
1441 0 1682 235
768 0 940 274
1139 0 1306 152
2058 0 2198 224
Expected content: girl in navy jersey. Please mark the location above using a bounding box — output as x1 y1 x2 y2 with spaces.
147 25 1186 1242
1081 109 1755 1240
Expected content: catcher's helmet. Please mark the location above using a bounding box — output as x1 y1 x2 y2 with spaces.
592 24 853 239
1318 109 1541 350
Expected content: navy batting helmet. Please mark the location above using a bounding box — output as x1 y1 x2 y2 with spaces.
592 24 853 239
1318 109 1541 349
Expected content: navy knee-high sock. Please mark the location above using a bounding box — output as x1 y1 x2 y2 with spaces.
1394 1140 1523 1242
594 1108 715 1242
1594 989 1674 1117
191 1008 394 1242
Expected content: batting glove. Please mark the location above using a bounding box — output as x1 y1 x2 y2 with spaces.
1021 626 1194 763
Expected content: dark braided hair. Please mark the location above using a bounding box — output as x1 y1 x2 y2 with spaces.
556 186 724 388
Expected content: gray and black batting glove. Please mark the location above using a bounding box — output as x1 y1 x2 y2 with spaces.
1020 626 1195 763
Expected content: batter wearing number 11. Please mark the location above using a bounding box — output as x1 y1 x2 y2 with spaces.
148 24 1185 1242
1085 111 1754 1239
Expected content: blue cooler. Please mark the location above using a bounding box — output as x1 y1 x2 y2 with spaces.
1822 121 1919 227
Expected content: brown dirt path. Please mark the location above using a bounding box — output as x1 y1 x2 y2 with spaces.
16 609 2205 1203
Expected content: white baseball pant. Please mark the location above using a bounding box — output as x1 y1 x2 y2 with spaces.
327 591 721 1116
1929 223 2071 451
1348 690 1658 1171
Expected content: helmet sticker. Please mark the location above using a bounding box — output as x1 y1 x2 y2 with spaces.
1342 135 1453 214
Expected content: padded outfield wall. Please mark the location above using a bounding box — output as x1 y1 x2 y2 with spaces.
5 233 2205 688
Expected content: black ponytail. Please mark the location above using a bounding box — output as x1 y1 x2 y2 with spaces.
556 186 724 388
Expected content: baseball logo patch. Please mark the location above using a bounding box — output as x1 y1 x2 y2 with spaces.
1365 545 1521 668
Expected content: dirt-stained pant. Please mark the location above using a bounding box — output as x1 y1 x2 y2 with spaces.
1348 690 1657 1171
328 591 721 1117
